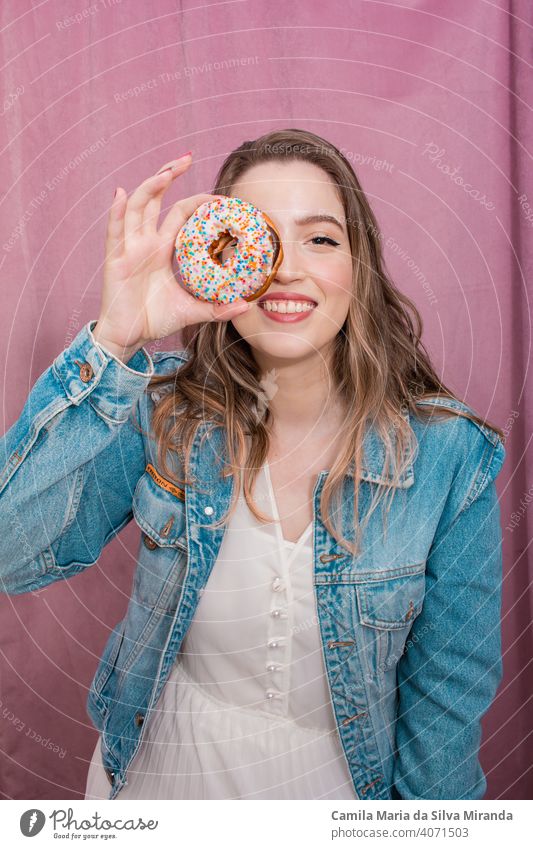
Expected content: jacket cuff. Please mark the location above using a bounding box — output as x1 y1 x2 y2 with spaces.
52 319 154 424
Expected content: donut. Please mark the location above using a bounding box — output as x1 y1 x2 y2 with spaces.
174 196 283 304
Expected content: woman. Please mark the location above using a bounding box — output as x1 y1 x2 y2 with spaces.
0 129 505 801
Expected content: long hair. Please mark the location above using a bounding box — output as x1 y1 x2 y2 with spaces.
143 128 503 556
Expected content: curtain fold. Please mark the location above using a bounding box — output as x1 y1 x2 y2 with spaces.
0 0 530 800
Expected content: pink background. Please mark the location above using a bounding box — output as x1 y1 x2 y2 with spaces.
0 0 531 799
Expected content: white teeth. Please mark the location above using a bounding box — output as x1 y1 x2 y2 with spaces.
260 300 315 313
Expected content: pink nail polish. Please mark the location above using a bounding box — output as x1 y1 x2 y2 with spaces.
178 151 192 159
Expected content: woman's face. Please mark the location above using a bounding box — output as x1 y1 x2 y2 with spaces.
226 160 353 364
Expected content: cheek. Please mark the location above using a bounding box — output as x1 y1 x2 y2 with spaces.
318 255 353 304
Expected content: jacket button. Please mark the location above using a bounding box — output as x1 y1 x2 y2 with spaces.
405 600 415 620
134 712 145 727
143 533 158 550
78 361 94 383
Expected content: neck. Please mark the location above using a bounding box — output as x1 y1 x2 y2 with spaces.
253 348 346 437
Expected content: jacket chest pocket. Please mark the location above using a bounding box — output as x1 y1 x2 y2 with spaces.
131 467 188 610
355 564 426 674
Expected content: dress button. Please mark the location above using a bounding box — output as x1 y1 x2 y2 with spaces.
271 577 284 592
270 609 282 618
134 712 144 727
268 640 280 648
204 506 214 516
75 360 94 382
267 664 279 672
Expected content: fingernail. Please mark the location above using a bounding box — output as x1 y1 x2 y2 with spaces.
156 153 192 174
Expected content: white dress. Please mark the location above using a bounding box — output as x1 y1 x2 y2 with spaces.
85 461 358 800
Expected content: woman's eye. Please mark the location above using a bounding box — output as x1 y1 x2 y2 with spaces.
310 235 340 246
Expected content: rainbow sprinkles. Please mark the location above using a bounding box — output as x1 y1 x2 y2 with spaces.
174 196 282 304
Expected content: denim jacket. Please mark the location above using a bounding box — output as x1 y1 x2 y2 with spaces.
0 320 506 801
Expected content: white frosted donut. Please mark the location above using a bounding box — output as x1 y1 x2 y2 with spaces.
174 196 283 304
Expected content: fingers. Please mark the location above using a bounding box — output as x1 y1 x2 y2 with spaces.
178 285 252 326
159 192 221 246
123 156 192 242
142 155 194 233
105 187 126 260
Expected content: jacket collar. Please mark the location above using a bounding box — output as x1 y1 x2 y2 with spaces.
349 405 415 488
193 406 415 490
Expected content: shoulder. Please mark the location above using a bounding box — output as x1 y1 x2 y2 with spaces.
150 347 190 375
410 394 506 515
413 395 502 448
140 347 190 408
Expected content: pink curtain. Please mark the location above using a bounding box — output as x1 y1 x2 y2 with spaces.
1 0 531 800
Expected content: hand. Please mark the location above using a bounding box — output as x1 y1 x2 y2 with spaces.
93 154 251 360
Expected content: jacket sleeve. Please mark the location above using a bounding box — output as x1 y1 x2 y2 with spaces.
0 319 155 595
391 425 506 800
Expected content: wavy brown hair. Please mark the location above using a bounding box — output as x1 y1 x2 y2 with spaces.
143 128 504 556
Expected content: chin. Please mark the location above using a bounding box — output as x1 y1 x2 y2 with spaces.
251 336 320 361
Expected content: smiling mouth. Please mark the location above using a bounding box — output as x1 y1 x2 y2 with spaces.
258 300 317 314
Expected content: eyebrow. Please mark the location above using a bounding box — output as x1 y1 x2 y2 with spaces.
293 213 345 234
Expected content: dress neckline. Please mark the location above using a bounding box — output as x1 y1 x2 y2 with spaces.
263 460 313 553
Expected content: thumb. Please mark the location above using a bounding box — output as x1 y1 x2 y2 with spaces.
210 299 252 322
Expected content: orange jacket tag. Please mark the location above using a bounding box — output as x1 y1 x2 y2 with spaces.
145 463 185 501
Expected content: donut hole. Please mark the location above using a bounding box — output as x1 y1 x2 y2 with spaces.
209 224 281 270
209 230 237 266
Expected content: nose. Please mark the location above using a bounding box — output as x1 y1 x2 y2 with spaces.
271 233 304 284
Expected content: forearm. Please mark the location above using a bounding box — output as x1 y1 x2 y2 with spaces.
0 320 153 593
